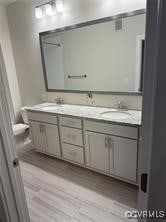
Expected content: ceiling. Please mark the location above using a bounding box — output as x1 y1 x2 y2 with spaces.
0 0 147 7
0 0 53 5
0 0 18 5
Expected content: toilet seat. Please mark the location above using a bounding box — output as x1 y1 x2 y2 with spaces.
12 123 29 136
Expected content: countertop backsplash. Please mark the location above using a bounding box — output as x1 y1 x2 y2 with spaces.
44 92 142 111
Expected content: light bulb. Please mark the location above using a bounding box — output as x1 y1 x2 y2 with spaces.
45 4 54 16
35 7 43 19
56 0 64 13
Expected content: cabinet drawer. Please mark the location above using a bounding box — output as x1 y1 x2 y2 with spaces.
59 116 82 129
84 120 138 139
27 111 57 125
62 143 84 164
60 126 83 146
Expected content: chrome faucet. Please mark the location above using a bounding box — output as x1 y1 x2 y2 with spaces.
117 101 128 110
54 98 64 105
87 92 93 99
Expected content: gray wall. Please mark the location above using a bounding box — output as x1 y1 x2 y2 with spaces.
0 4 21 121
7 0 146 110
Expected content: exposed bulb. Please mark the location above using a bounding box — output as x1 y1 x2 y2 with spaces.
56 0 64 13
35 7 43 19
45 4 54 16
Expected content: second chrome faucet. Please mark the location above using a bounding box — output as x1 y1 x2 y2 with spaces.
116 101 128 110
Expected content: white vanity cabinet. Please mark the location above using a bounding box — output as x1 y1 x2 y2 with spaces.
27 108 140 184
28 112 61 157
84 120 138 182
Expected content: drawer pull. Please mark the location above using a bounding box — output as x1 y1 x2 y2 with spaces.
66 121 74 125
67 134 76 140
69 151 77 156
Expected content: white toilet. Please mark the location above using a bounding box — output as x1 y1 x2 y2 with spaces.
12 107 32 152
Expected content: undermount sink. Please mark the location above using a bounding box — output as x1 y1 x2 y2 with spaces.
100 110 131 119
40 106 58 111
40 105 63 111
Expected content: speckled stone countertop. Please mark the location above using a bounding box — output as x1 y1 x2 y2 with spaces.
26 103 142 126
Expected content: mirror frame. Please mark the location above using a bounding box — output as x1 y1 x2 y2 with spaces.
39 9 146 95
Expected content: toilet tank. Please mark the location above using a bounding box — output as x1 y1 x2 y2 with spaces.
20 107 29 124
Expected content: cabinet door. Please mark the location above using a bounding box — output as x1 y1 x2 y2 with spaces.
30 121 47 152
45 124 61 156
85 131 109 173
111 136 137 182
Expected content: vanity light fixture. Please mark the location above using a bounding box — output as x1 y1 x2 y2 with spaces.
35 7 43 19
35 0 64 19
56 0 64 13
45 4 54 16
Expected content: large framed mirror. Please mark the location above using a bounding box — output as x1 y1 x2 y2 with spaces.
39 9 146 94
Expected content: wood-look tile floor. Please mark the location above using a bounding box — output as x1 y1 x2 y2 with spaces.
19 149 138 222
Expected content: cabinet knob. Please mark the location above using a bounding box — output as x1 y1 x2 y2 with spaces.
39 125 42 133
43 125 46 132
105 137 109 147
39 124 45 133
139 136 143 141
108 137 113 148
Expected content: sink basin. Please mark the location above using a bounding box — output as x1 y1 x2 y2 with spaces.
100 111 131 119
40 106 58 111
40 105 63 111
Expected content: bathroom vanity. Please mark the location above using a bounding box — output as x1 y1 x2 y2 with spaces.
26 103 141 185
31 11 145 185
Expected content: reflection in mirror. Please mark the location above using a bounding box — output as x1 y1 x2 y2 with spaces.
40 11 146 93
